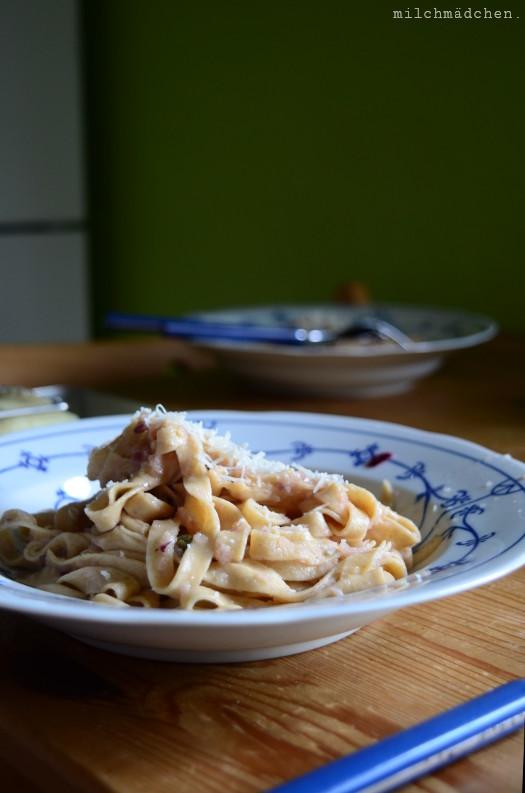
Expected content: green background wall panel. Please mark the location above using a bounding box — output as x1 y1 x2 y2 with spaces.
83 1 524 332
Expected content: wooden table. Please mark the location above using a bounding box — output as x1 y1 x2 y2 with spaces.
0 334 523 793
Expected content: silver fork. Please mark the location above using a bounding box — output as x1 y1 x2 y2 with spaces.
317 317 414 349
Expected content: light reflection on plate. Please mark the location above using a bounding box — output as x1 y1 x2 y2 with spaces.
61 475 94 501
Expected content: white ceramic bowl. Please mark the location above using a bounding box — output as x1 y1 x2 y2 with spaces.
0 411 523 662
189 304 497 397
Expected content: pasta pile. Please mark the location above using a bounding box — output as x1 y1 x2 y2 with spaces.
0 410 420 609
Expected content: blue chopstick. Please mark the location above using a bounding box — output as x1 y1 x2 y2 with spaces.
269 680 525 793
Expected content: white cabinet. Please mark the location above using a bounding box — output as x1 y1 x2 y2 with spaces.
0 0 87 342
0 233 88 342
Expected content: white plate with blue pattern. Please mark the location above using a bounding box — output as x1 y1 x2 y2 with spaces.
188 304 497 397
0 411 523 662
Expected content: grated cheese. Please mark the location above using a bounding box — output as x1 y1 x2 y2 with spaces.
137 407 346 488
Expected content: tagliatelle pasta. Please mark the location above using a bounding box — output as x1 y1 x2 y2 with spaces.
0 409 421 610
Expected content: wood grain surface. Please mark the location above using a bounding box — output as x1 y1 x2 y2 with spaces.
0 333 523 793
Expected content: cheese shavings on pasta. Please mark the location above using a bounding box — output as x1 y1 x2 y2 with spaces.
0 410 420 609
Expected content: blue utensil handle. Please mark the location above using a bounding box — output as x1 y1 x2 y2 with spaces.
105 311 316 345
106 312 166 333
162 319 304 344
269 680 525 793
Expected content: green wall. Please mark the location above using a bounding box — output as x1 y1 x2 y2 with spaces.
84 1 524 333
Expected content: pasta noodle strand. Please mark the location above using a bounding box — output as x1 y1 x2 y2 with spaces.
0 409 421 610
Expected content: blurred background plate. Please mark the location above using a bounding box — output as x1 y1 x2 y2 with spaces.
188 303 497 398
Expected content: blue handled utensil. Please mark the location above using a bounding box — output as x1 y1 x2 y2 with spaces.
106 311 323 344
268 680 525 793
105 311 413 348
